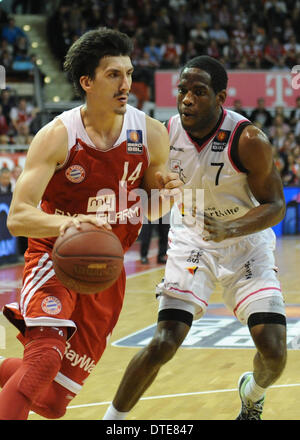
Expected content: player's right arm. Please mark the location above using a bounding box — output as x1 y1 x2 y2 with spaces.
7 119 106 238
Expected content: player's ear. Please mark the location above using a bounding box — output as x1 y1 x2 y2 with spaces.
216 89 227 106
79 75 92 94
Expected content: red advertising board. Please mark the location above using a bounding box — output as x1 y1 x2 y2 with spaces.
155 70 300 109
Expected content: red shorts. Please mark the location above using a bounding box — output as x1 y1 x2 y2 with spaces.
3 250 126 396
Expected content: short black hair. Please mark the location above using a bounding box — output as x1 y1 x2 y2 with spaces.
181 56 228 94
64 27 133 98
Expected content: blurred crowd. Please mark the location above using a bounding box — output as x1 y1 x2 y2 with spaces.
45 0 300 185
0 0 299 186
0 88 39 146
233 97 300 186
0 6 38 79
47 0 300 76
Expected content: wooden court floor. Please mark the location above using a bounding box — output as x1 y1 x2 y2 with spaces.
0 236 300 420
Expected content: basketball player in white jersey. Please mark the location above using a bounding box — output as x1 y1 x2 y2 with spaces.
103 56 287 421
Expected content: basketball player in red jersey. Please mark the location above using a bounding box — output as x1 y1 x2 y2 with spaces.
0 28 182 420
103 56 287 421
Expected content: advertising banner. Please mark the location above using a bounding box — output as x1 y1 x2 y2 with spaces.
155 70 299 111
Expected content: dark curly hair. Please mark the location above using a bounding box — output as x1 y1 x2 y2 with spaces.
181 56 228 95
63 27 133 98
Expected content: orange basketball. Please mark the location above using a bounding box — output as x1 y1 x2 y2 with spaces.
52 223 124 294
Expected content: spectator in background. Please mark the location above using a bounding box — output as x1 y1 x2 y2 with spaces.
243 38 263 69
271 126 287 150
0 89 16 127
0 49 13 72
218 4 231 31
284 35 300 68
262 36 286 68
10 164 22 191
9 98 35 137
1 17 26 45
290 96 300 128
13 35 28 58
282 18 296 43
208 22 229 48
232 99 248 118
294 118 300 138
0 104 9 144
269 115 291 140
206 39 221 60
0 167 12 195
156 7 171 35
189 22 209 54
192 3 212 30
13 123 34 146
0 39 14 58
250 98 273 131
144 38 162 67
119 8 139 37
160 33 182 68
231 22 248 47
181 40 198 64
223 38 242 68
273 105 290 124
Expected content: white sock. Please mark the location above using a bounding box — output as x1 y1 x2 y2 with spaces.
243 374 266 403
102 403 128 420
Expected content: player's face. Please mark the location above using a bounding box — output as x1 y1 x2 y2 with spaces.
82 56 134 115
177 68 224 136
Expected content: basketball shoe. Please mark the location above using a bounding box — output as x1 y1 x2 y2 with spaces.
236 372 265 420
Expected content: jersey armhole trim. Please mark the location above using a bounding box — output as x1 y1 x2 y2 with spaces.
227 120 251 173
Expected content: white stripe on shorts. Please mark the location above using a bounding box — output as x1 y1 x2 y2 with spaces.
54 371 82 394
20 253 50 312
20 253 55 316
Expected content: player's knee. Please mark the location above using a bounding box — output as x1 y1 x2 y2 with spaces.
19 344 64 401
255 331 287 374
18 327 67 402
37 401 67 419
145 334 179 366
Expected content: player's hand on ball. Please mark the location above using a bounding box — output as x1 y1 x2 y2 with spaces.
59 214 111 236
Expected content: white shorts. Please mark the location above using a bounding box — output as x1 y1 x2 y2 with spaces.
156 229 285 325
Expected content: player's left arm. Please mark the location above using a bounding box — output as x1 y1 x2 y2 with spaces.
141 116 182 221
204 125 286 241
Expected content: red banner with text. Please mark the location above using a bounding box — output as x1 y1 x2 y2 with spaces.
155 70 300 109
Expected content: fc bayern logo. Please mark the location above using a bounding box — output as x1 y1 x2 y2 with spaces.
65 165 85 183
41 296 62 315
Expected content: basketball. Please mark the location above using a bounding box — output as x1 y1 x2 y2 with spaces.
52 223 124 294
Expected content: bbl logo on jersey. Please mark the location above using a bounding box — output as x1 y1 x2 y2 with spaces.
65 165 85 183
211 129 231 152
127 129 143 154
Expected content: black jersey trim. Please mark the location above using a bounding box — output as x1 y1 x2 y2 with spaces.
229 121 251 173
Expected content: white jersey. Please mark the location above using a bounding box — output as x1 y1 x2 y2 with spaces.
167 108 275 248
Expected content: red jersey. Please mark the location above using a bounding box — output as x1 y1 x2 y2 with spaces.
3 104 151 394
30 104 150 253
